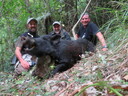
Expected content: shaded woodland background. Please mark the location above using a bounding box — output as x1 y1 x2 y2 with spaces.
0 0 128 72
0 0 128 96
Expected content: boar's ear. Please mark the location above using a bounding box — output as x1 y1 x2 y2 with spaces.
51 34 61 44
21 36 34 45
21 36 27 41
24 37 36 51
21 36 28 44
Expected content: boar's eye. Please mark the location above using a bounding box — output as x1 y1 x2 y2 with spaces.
24 38 36 50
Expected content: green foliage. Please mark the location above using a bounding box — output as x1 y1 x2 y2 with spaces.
0 0 127 73
0 1 128 96
0 72 57 96
107 28 128 52
0 0 44 71
49 0 65 21
96 0 128 52
75 81 123 96
0 0 66 71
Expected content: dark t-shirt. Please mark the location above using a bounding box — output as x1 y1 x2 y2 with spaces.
21 30 39 38
15 30 39 54
49 29 71 40
77 22 99 45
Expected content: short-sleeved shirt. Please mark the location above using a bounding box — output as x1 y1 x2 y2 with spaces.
77 22 99 45
21 31 39 38
15 30 39 54
49 29 71 40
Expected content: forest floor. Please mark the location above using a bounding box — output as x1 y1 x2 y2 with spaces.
0 39 128 96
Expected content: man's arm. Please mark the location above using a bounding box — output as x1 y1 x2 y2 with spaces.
15 47 30 69
65 32 71 40
15 37 30 69
96 32 108 51
75 34 79 39
61 29 71 40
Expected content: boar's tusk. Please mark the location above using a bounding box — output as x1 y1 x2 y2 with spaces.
25 45 35 51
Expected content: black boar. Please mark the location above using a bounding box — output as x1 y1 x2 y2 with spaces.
24 34 95 76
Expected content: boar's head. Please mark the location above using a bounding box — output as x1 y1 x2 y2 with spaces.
24 34 61 57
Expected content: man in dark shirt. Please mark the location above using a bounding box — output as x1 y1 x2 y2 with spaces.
49 21 71 40
14 18 39 75
76 13 108 51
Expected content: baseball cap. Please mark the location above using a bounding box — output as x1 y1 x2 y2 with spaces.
27 18 38 24
52 21 61 26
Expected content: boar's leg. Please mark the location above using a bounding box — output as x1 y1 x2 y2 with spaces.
51 63 73 76
32 55 54 78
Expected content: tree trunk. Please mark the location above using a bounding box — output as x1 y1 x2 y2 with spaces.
24 0 32 14
63 0 78 33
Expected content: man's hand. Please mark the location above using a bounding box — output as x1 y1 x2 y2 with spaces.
20 59 30 69
102 47 108 51
96 32 108 52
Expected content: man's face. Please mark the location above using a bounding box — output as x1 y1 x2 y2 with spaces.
53 24 61 34
80 14 90 27
27 20 37 33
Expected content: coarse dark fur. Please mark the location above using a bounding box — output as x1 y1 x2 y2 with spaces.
24 34 95 76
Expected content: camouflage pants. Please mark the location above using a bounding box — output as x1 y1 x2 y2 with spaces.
14 54 37 75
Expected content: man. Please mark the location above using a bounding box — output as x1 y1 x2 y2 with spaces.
76 13 108 51
49 21 71 40
14 18 39 76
